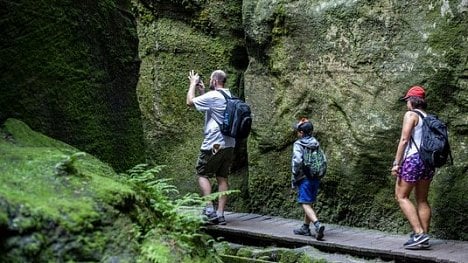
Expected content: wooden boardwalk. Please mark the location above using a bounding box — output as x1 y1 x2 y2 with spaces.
205 212 468 263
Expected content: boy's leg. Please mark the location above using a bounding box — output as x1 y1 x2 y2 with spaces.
303 203 325 240
294 178 324 239
302 204 318 223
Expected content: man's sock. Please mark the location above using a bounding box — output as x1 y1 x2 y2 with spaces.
216 211 224 217
205 204 214 214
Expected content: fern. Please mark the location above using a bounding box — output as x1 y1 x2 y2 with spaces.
121 164 222 262
54 152 86 176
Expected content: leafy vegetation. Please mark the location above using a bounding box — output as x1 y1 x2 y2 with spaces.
0 118 221 262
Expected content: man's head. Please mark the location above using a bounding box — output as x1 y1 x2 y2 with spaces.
295 118 313 136
210 70 227 90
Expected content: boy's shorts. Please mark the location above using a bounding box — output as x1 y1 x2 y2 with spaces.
399 153 435 183
297 177 320 204
196 147 234 178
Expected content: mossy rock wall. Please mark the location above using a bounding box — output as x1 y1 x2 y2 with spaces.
0 0 145 171
0 119 140 261
134 0 250 208
136 0 467 240
242 0 467 239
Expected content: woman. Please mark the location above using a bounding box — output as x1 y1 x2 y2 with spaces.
391 85 435 249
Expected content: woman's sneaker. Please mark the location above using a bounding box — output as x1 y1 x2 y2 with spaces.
404 233 430 249
419 240 431 249
293 225 311 236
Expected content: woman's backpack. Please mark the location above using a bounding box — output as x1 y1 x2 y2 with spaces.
412 110 453 168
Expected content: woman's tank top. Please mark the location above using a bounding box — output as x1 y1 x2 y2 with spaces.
404 110 426 158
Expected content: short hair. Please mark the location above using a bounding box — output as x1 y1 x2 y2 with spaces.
211 70 227 84
407 96 427 110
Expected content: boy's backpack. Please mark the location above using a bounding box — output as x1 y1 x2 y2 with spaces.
411 110 453 168
302 146 327 178
217 90 252 139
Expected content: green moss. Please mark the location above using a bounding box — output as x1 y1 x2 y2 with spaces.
237 247 255 258
135 8 248 196
1 119 220 260
0 0 145 172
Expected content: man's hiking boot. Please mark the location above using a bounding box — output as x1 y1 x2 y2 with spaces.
315 224 325 241
202 209 217 223
404 233 430 249
202 209 226 225
216 216 226 225
293 225 311 236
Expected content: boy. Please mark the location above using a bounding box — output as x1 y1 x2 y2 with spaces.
291 118 325 240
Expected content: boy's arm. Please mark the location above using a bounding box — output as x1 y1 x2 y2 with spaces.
291 142 303 188
291 142 303 176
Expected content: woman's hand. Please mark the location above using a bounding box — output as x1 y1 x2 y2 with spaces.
391 165 400 177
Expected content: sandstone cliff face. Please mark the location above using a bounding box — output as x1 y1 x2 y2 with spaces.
243 0 468 238
0 0 144 171
137 0 467 239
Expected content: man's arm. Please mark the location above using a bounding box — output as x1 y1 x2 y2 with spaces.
187 70 205 106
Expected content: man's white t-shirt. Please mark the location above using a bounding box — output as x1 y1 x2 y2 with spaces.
192 89 235 151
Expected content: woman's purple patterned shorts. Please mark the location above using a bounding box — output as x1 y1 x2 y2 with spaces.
399 153 435 183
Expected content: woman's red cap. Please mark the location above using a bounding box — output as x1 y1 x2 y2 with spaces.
401 86 425 100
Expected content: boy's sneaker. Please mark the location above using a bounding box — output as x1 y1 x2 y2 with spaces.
404 233 430 249
315 225 325 240
293 225 311 236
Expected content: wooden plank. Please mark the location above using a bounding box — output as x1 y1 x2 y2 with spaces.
206 212 468 263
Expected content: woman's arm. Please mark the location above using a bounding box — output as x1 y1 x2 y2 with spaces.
391 111 418 176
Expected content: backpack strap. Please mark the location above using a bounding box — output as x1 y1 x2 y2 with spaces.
409 110 424 157
412 109 425 119
217 89 232 100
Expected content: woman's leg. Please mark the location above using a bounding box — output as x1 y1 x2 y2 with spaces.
395 177 424 234
414 179 432 233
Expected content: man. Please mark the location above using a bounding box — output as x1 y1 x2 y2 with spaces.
186 69 235 225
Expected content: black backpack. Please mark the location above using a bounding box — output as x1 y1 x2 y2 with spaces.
411 110 453 168
302 146 327 179
217 90 252 139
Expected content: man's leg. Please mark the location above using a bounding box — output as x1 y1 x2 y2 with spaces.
198 176 212 197
196 150 216 216
215 148 234 216
216 176 228 214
